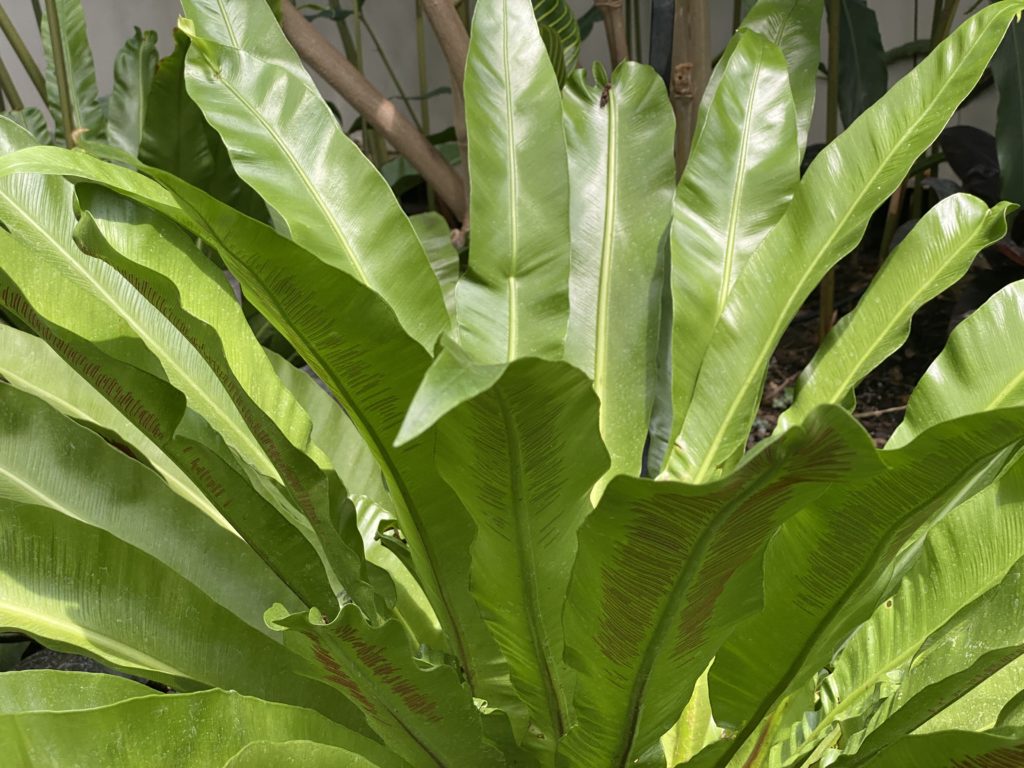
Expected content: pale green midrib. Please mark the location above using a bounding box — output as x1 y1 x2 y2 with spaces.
1 370 222 521
594 89 618 463
209 74 370 288
688 26 998 484
614 463 785 766
0 191 276 479
503 0 521 361
213 0 241 49
0 464 65 512
719 447 1017 768
716 50 763 315
791 217 992 422
497 388 568 738
0 598 181 679
793 562 1017 762
134 44 147 148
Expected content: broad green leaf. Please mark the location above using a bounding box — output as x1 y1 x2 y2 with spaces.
707 408 1024 767
0 670 152 713
832 0 888 127
841 729 1024 767
107 28 158 156
0 267 340 616
273 605 502 768
824 492 1024 765
0 382 298 632
0 689 397 767
992 10 1024 202
79 186 320 461
40 0 104 141
409 212 459 320
919 656 1024 734
562 62 674 493
559 407 880 767
179 0 449 350
533 0 581 75
435 360 607 745
0 144 511 706
223 740 385 768
668 1 1024 483
74 211 385 621
460 0 571 361
729 0 825 150
0 323 218 520
667 29 799 455
266 351 392 513
780 195 1014 430
0 504 366 729
891 279 1024 446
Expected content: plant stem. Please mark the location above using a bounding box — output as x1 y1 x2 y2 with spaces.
631 0 643 63
733 0 742 28
669 0 711 176
279 2 466 219
0 4 46 101
362 15 423 132
0 53 23 110
818 0 841 343
42 0 75 146
596 0 630 66
420 0 470 224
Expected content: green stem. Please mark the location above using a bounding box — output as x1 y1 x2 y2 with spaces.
42 0 75 146
818 0 841 343
29 0 42 25
733 0 742 28
0 4 46 101
0 53 24 111
632 0 643 63
362 15 423 132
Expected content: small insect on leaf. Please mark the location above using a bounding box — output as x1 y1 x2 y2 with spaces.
600 83 612 108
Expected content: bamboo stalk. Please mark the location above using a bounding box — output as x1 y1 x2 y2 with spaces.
818 0 841 343
279 2 466 219
669 0 711 176
0 53 24 111
596 0 630 66
42 0 75 146
420 0 470 225
0 4 46 101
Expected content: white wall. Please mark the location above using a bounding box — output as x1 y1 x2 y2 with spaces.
0 1 999 147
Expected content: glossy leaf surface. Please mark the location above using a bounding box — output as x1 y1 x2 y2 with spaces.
460 0 571 361
563 62 674 491
40 0 104 141
107 28 158 156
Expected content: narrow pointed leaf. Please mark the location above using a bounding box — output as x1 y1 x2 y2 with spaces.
563 62 674 491
832 0 888 127
409 212 459 320
0 382 297 632
559 407 880 767
668 29 799 451
107 28 158 156
708 409 1024 766
842 729 1024 767
669 1 1024 482
780 195 1014 430
40 0 104 141
0 145 510 705
273 606 502 768
0 323 217 519
459 0 571 361
0 504 365 729
74 211 383 620
992 11 1024 202
0 689 396 766
180 0 448 350
891 279 1024 446
436 359 608 743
